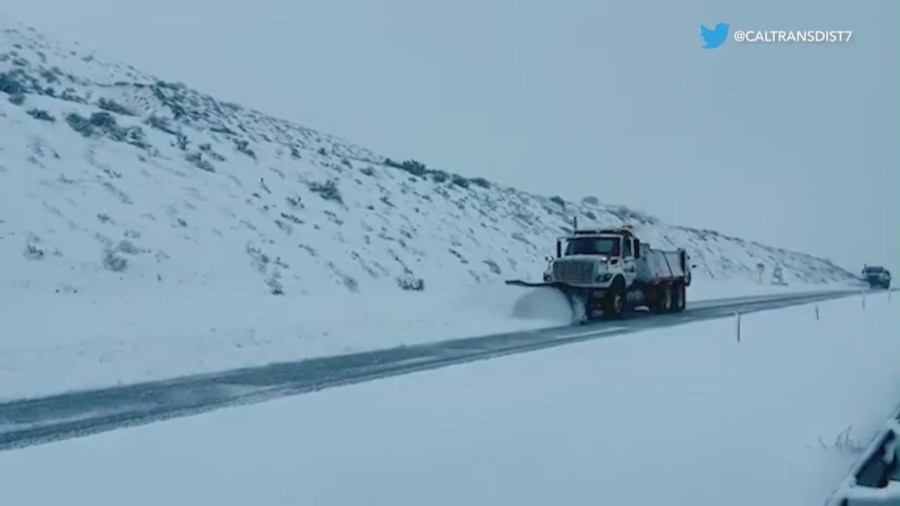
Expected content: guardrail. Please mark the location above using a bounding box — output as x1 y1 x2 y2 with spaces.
825 404 900 505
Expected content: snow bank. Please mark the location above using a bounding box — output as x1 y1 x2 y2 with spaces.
0 283 571 400
2 293 897 506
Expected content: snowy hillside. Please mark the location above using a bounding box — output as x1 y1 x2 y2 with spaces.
0 23 857 297
0 22 864 398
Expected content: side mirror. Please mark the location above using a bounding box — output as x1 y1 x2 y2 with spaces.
633 241 641 259
555 241 562 258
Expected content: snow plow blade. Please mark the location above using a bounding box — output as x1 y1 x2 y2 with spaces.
505 279 593 323
504 279 590 293
506 280 563 288
504 280 588 294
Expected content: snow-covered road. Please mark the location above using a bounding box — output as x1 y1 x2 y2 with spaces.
1 289 897 506
0 288 872 451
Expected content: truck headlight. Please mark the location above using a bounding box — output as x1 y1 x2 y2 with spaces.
543 273 552 282
596 273 612 282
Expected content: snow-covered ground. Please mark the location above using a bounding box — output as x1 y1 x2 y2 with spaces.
826 406 900 504
0 277 861 400
3 292 897 506
0 22 866 400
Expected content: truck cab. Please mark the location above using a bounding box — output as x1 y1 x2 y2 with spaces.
543 228 640 289
544 226 691 286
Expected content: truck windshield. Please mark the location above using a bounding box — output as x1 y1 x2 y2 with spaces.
564 237 620 256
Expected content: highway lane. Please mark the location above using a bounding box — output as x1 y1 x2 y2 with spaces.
0 288 874 451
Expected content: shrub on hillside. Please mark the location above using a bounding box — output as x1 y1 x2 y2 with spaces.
65 112 95 136
397 274 425 291
59 88 87 104
285 195 304 209
430 170 449 183
116 240 141 255
146 115 178 134
266 271 285 295
307 179 344 205
234 139 256 159
65 111 148 148
97 97 135 116
40 68 61 84
470 177 490 189
120 125 148 148
90 111 117 129
24 244 45 261
483 259 502 275
0 71 27 95
185 152 216 172
26 108 54 122
450 174 469 188
102 249 128 272
341 275 359 292
397 159 427 177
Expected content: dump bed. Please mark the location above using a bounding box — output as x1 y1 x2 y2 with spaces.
636 245 687 283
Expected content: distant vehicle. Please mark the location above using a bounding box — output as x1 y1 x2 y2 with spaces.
506 225 692 319
861 265 891 289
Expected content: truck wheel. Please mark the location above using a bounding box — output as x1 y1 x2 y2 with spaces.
604 278 628 319
672 283 686 312
662 285 673 313
648 287 665 314
669 285 681 313
604 292 624 318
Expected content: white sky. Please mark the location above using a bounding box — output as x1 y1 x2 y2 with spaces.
2 0 897 271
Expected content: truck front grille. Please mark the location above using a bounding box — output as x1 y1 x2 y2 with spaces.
552 260 595 283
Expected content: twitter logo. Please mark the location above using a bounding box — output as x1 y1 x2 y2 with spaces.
700 23 729 49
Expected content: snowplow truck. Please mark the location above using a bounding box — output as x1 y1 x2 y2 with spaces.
861 265 891 290
506 226 692 320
